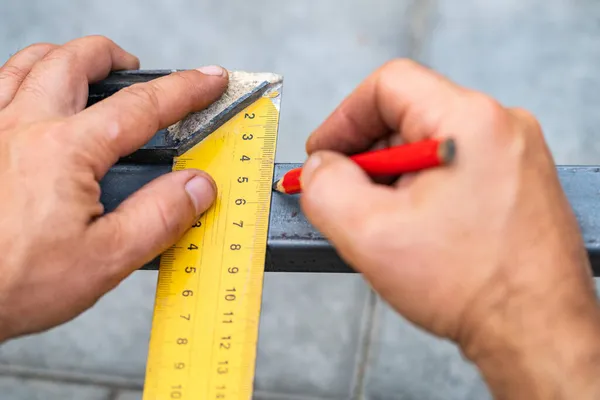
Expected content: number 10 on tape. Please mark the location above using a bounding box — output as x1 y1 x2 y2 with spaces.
143 90 281 400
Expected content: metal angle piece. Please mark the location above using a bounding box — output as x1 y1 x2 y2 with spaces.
89 70 282 163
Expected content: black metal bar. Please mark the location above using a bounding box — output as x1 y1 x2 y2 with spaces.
100 164 600 275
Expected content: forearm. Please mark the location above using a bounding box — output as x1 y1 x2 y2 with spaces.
468 286 600 399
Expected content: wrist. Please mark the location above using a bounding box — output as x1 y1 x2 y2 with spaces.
0 328 9 343
0 301 12 343
0 308 11 343
462 277 600 399
0 278 15 343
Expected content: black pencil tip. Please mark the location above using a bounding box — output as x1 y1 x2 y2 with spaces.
445 139 456 163
440 138 456 164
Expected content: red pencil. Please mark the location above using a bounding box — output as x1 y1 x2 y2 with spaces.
272 138 456 195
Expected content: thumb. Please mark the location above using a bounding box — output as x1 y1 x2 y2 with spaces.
89 169 216 279
300 151 396 262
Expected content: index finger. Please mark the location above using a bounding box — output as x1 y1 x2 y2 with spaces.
70 67 229 179
306 59 462 155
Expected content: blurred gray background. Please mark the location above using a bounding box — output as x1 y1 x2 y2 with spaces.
1 0 600 399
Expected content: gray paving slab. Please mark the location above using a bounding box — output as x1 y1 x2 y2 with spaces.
7 0 599 399
363 301 490 400
424 0 600 165
0 376 110 400
0 274 372 398
0 272 156 382
255 273 372 398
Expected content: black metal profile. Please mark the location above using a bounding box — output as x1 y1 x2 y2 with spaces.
99 164 600 275
93 71 600 276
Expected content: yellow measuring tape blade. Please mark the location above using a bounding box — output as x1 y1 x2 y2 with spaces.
143 92 280 400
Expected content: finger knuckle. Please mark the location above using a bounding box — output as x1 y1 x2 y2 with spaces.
17 77 49 101
509 108 547 158
381 58 421 75
84 34 114 44
35 47 82 87
23 42 56 55
0 64 28 82
12 46 78 97
72 35 116 50
43 46 77 65
171 72 202 98
468 92 506 124
172 71 196 87
464 96 547 160
510 106 536 122
510 107 543 133
10 43 56 62
122 83 162 118
152 198 185 239
462 94 514 144
45 36 113 72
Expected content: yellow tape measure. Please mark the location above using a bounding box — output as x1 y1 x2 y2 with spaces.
143 90 280 400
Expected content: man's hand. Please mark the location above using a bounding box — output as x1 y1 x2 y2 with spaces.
0 36 228 341
301 60 600 399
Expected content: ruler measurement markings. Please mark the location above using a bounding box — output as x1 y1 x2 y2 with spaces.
144 96 278 400
209 157 236 400
212 115 244 398
186 218 207 388
225 126 254 396
176 159 211 393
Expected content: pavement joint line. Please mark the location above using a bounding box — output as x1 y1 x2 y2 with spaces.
253 390 344 400
406 0 437 61
107 388 121 400
0 366 340 400
0 364 143 391
349 287 379 400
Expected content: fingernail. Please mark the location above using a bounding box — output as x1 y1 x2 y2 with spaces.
185 175 217 215
300 154 322 186
197 65 227 77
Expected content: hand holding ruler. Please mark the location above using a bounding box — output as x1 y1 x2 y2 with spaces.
142 72 282 400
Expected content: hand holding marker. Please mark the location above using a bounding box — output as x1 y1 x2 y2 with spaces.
273 138 456 195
